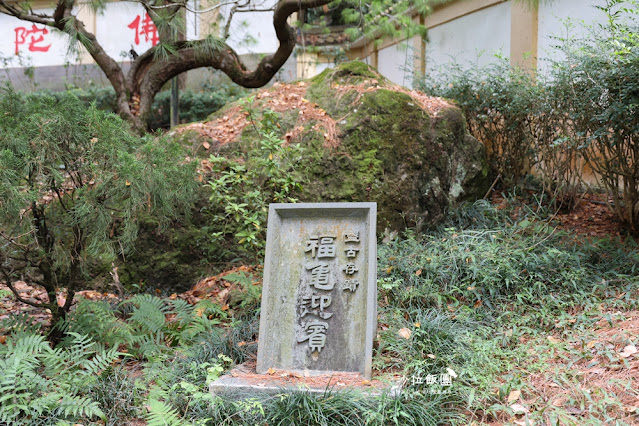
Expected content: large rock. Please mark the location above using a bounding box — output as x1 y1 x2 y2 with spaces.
107 62 489 293
299 62 489 230
203 61 489 231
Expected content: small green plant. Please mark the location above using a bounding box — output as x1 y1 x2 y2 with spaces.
85 366 144 425
206 98 304 260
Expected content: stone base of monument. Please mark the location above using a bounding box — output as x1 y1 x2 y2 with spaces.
209 361 404 398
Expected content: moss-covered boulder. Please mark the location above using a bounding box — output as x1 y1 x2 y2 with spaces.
195 61 489 231
108 62 489 293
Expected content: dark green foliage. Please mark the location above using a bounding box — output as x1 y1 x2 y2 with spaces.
148 85 247 130
0 85 198 332
378 200 639 325
29 83 246 131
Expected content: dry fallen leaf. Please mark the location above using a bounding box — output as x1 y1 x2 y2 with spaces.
552 397 566 407
507 390 521 403
510 403 528 414
398 328 412 339
619 344 637 358
548 336 561 344
202 141 210 150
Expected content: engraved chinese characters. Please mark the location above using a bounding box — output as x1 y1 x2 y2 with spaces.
298 232 362 354
256 203 377 378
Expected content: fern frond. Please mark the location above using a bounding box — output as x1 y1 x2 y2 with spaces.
66 298 134 348
0 312 42 337
122 294 169 334
145 399 187 426
168 298 195 325
55 394 107 421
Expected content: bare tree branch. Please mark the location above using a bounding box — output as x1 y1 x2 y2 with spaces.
1 269 56 310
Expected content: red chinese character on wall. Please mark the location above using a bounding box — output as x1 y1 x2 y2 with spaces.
128 13 159 46
14 25 52 54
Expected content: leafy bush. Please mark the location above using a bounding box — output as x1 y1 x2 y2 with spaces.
0 86 197 338
205 99 304 260
57 83 246 130
420 57 536 187
29 83 246 131
148 85 247 130
546 0 639 229
420 0 639 228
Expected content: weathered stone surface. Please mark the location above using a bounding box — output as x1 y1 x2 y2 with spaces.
256 203 377 379
207 61 490 232
299 62 490 231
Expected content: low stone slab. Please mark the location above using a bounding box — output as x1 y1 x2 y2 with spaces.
209 361 403 398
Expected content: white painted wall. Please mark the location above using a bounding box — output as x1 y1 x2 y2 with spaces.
425 1 511 76
96 2 158 61
0 11 77 68
537 0 609 74
1 2 200 69
220 0 279 55
377 41 414 87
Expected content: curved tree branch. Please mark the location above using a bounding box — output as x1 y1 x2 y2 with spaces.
0 0 55 26
132 0 333 121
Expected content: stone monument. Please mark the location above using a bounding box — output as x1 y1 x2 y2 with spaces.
256 202 377 379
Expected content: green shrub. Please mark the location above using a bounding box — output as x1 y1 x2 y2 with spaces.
28 83 245 131
420 0 639 227
420 56 536 187
546 0 639 229
148 85 247 130
0 86 197 339
63 83 245 130
205 99 305 261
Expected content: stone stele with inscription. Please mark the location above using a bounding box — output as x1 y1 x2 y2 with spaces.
256 203 377 379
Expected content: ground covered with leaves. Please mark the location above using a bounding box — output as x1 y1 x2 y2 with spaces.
1 194 638 425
